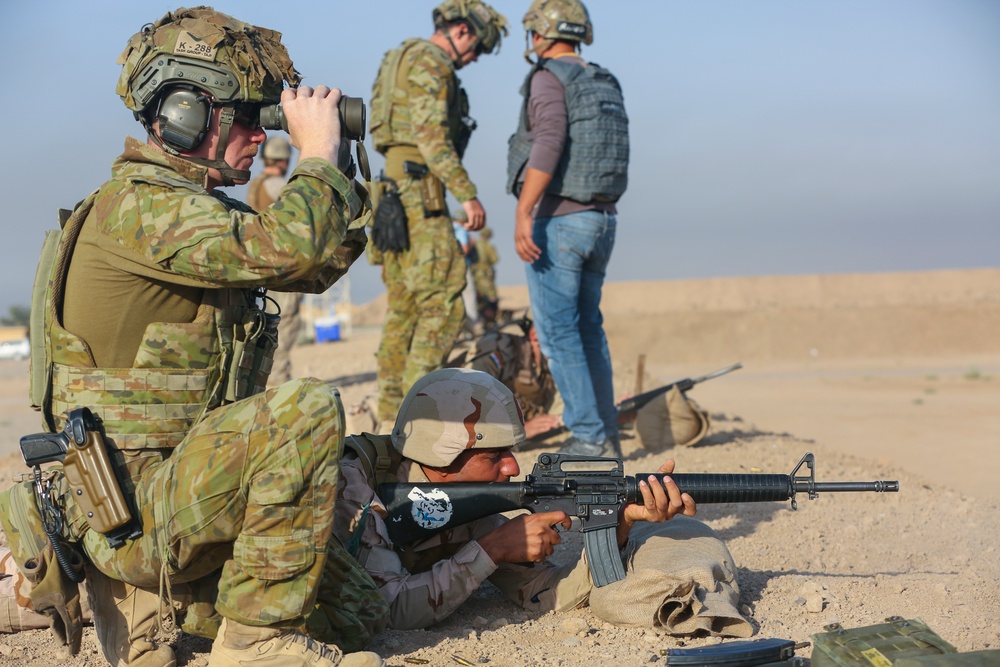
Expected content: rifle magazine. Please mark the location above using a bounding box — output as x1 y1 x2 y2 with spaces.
584 527 625 587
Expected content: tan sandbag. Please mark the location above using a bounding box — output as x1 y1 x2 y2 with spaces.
635 387 710 452
589 517 751 637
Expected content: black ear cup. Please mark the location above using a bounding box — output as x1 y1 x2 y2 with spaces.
157 88 212 151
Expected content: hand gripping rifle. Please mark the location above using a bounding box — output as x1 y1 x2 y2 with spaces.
380 452 898 587
531 362 743 442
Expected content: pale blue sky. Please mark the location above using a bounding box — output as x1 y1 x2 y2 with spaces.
0 1 997 310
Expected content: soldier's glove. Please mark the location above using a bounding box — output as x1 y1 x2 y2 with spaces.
371 177 410 253
22 545 85 656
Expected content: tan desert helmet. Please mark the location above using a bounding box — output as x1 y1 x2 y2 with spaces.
392 368 526 468
262 136 292 161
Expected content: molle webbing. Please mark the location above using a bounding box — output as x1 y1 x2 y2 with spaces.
370 39 424 153
506 58 629 204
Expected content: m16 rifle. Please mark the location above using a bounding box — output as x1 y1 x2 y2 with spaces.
380 452 898 587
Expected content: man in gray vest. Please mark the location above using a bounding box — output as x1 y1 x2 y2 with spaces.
506 0 629 457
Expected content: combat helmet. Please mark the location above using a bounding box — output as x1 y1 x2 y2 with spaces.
262 136 292 161
392 368 526 468
522 0 593 62
117 7 301 185
433 0 509 63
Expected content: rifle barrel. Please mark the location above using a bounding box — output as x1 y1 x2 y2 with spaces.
800 480 899 493
633 473 899 504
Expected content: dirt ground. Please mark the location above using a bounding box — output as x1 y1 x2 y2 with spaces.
0 268 997 665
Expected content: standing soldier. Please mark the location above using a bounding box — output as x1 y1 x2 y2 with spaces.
247 136 305 386
369 0 508 427
0 8 386 666
470 226 499 325
507 0 629 457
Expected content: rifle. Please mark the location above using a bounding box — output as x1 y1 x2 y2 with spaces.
531 362 743 442
380 452 898 587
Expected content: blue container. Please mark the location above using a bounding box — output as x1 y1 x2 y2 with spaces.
314 318 341 343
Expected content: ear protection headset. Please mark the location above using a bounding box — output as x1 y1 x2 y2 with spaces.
155 87 213 152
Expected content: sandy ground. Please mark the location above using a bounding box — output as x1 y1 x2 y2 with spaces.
0 268 998 665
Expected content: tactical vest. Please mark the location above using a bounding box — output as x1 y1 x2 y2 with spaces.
370 39 474 160
506 58 629 204
246 174 279 211
342 432 402 490
30 188 277 487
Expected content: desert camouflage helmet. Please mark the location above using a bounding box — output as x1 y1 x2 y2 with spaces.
433 0 509 56
117 7 300 113
522 0 593 61
116 7 300 186
262 136 292 161
392 368 526 468
479 226 493 239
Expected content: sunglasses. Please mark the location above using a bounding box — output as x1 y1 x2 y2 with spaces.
231 103 264 130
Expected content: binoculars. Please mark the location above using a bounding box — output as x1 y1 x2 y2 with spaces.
259 95 366 141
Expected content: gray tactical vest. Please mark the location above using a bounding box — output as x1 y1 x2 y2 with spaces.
506 58 629 204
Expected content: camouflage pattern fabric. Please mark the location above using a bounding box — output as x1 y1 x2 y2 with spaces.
390 368 527 468
266 290 305 386
63 379 348 627
245 172 307 387
372 38 481 420
4 131 386 648
333 454 592 630
471 234 499 302
372 39 477 203
376 177 466 420
0 547 85 632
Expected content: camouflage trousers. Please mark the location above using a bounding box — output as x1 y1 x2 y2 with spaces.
67 378 344 627
376 176 466 420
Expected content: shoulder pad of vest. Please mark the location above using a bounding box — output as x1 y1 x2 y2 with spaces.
343 432 402 489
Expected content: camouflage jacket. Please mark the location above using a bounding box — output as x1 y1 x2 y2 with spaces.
333 453 592 630
371 39 477 203
46 138 368 476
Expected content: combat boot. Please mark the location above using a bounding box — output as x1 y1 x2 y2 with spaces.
85 567 176 666
208 617 385 666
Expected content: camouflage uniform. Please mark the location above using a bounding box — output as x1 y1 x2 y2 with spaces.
470 228 499 305
371 38 476 421
334 455 591 629
2 138 381 646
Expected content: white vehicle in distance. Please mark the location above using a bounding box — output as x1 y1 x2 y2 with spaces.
0 338 29 361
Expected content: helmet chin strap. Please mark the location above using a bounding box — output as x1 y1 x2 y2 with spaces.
445 29 476 68
145 106 250 187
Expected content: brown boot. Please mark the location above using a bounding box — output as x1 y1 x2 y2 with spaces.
85 567 176 666
208 617 385 666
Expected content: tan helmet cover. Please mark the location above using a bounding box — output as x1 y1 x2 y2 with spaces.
523 0 594 54
392 368 526 468
117 7 301 113
262 136 292 161
433 0 510 54
635 387 710 452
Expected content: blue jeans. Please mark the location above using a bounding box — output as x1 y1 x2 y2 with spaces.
525 210 618 445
